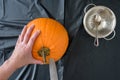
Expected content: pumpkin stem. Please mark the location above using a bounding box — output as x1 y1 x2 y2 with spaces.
38 47 50 64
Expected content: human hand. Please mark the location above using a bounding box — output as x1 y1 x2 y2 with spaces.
8 25 43 69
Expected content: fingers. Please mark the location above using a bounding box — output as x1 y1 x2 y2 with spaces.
16 35 21 45
20 25 27 42
23 25 35 44
18 24 40 47
16 26 27 45
28 30 40 49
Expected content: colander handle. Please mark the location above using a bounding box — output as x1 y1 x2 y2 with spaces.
104 30 116 40
84 3 96 13
94 37 99 47
94 26 99 47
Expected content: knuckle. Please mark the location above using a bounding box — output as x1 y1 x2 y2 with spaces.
31 36 35 41
26 33 29 37
30 37 34 41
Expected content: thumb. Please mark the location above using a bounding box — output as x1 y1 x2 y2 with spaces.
32 59 43 64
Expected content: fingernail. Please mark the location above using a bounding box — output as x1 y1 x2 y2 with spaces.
37 30 40 33
30 24 35 28
31 24 35 26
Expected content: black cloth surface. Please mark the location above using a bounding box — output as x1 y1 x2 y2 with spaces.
0 0 120 80
63 0 120 80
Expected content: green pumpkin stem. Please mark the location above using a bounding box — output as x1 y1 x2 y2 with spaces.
38 47 50 64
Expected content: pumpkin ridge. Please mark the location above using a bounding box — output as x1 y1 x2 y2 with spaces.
45 20 56 47
45 20 58 62
46 19 68 62
43 18 48 47
40 19 46 47
43 18 47 47
47 21 57 48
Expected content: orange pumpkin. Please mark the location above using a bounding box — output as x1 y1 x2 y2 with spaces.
26 18 69 64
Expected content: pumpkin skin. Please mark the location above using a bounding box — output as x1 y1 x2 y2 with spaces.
26 18 69 64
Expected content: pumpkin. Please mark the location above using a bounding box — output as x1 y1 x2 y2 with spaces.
26 18 69 64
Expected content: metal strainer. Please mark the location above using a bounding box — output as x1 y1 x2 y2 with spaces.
83 4 116 46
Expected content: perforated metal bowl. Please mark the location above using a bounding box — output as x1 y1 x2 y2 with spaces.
83 5 116 38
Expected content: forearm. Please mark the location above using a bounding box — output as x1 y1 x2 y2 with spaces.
0 59 18 80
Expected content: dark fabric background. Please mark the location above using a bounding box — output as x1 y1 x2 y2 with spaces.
0 0 64 80
0 0 120 80
63 0 120 80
